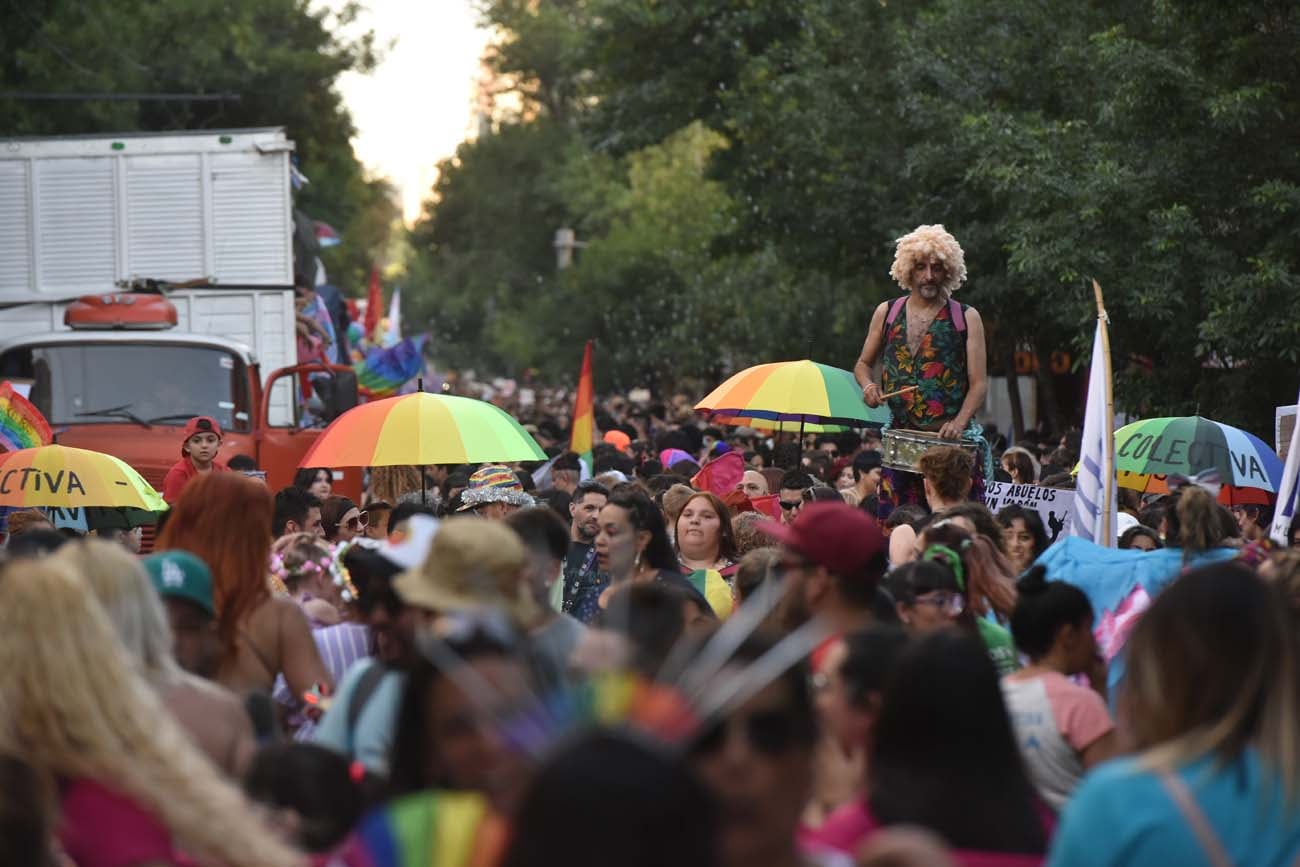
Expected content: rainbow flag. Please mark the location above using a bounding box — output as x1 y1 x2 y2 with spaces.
333 790 505 867
569 340 594 472
354 336 427 398
0 381 52 452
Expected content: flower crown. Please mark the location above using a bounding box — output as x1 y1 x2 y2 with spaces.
269 543 359 603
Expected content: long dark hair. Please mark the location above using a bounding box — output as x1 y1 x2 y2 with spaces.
869 629 1046 854
995 505 1050 560
294 467 330 490
607 488 678 572
1008 565 1092 660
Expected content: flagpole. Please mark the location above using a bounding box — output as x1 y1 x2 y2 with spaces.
1093 280 1115 545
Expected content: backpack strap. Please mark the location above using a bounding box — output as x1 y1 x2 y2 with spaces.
948 298 967 333
885 296 908 328
346 661 389 750
1157 770 1235 867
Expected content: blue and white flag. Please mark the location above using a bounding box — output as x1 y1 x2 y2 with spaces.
1070 310 1118 545
1271 391 1300 545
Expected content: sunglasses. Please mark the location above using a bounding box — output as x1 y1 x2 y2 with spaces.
779 500 802 511
690 709 810 757
345 511 369 530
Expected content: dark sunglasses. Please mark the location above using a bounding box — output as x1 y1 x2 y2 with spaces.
689 709 809 757
779 500 802 511
345 511 369 530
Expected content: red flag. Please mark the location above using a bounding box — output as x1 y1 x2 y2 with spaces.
364 268 383 342
691 451 745 497
750 494 781 521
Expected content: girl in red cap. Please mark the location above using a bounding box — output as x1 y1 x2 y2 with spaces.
161 416 228 503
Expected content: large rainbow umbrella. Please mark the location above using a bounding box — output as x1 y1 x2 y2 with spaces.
695 360 889 431
0 444 166 510
1113 416 1282 501
298 392 546 468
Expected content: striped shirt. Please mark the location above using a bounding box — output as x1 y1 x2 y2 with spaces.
274 621 373 740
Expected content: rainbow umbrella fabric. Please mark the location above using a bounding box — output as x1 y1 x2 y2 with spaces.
333 790 505 867
0 444 166 510
1113 416 1282 493
298 392 546 468
696 360 889 430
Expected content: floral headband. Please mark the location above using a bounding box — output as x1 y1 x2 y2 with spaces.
269 544 359 603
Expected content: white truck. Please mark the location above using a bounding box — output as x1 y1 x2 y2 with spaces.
0 128 358 498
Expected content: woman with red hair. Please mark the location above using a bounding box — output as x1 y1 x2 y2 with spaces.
158 473 331 700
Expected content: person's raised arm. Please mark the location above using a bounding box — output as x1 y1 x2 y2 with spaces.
938 307 989 440
855 301 891 407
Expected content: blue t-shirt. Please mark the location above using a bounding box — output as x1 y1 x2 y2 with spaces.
1049 750 1300 866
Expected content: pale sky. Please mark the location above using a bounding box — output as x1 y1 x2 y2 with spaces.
323 0 491 223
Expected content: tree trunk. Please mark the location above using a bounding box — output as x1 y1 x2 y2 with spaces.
1003 343 1026 441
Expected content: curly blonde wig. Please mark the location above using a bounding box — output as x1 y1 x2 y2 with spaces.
889 224 967 295
0 558 305 867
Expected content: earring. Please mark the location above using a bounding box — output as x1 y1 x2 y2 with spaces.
634 551 642 570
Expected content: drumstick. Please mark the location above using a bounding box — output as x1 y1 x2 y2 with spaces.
878 385 918 400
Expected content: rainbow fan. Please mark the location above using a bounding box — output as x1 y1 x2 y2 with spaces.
0 382 52 452
332 790 506 867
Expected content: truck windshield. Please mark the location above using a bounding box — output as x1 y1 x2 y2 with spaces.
0 343 251 431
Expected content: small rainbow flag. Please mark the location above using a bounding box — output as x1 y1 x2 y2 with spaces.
570 341 594 472
332 790 505 867
0 381 52 452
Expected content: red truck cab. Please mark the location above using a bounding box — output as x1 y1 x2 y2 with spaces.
0 293 362 504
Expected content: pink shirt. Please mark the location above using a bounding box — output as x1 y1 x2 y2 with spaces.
59 778 175 867
803 800 1052 866
1001 672 1114 811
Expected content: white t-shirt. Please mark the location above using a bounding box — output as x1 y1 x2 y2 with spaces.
1001 671 1114 811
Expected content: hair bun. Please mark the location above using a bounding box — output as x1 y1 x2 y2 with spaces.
1016 564 1049 595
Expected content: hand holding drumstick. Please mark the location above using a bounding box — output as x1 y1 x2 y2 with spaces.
862 383 917 407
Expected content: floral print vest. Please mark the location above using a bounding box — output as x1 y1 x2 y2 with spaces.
881 297 969 430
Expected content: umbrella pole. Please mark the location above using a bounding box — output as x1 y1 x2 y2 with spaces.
418 376 426 505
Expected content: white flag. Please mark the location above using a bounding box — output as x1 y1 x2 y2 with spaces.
1271 391 1300 545
1070 316 1118 545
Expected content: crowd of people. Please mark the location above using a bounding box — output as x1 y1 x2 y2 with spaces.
4 224 1300 867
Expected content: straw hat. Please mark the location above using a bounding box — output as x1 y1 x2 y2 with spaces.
393 516 537 624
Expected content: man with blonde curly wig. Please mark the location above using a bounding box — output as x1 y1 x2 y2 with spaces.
854 224 987 440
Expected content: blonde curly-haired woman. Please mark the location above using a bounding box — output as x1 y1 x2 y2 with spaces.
0 557 305 867
55 538 256 778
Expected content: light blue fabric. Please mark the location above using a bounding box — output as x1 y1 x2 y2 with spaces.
1048 750 1300 867
312 657 406 776
1034 537 1237 701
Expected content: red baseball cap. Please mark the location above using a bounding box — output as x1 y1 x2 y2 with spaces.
181 416 223 455
603 430 632 453
760 501 886 577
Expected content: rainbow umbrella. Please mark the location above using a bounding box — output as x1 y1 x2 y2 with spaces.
0 444 166 510
298 392 546 468
1113 416 1282 494
332 790 505 867
695 360 889 431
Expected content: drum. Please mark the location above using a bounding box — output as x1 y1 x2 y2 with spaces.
881 429 979 474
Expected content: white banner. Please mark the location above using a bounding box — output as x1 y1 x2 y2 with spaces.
984 481 1074 544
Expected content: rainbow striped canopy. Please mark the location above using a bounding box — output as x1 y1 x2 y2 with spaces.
334 790 504 867
0 444 165 510
298 392 546 468
696 360 889 429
